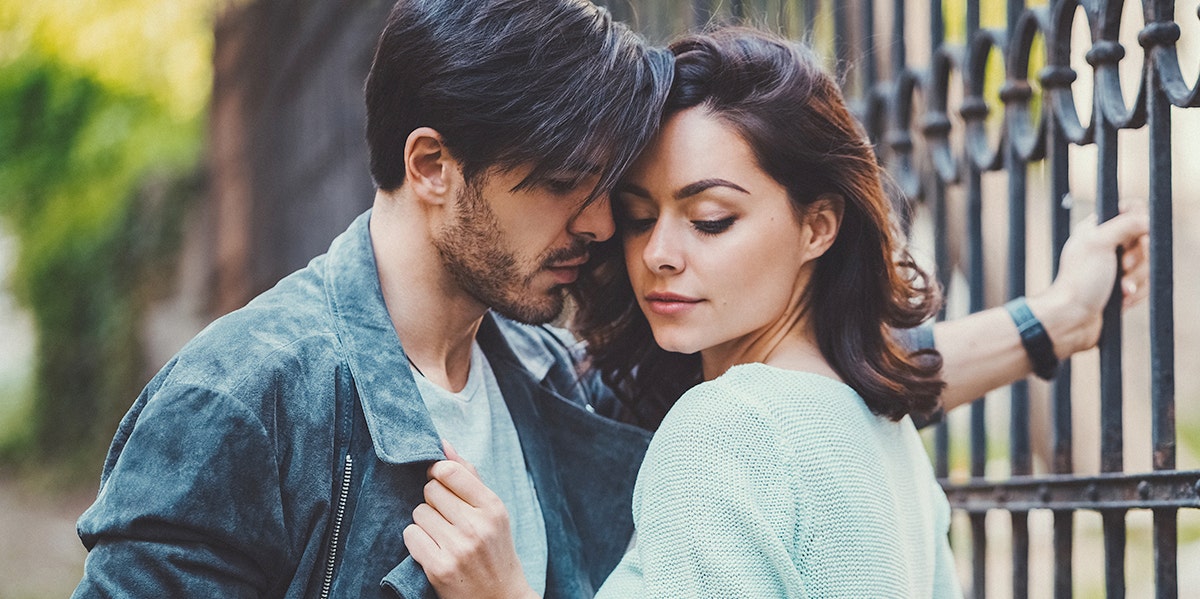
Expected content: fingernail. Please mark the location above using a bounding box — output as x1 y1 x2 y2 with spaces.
1123 280 1137 295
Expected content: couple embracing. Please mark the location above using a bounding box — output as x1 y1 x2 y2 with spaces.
72 1 1149 597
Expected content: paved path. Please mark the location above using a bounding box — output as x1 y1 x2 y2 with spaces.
0 476 92 599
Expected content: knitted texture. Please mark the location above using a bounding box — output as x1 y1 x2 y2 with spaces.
597 363 961 598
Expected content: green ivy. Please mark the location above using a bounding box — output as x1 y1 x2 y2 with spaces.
0 53 202 471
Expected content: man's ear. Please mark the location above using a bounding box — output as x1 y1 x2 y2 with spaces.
404 127 460 206
803 194 844 260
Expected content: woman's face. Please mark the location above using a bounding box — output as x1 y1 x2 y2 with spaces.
615 107 821 358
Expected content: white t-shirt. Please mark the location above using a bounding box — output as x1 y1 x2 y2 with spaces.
411 342 548 596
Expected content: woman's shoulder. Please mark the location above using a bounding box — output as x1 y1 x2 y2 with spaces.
691 363 867 417
658 364 870 445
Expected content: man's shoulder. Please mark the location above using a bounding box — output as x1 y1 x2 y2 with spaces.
160 264 343 399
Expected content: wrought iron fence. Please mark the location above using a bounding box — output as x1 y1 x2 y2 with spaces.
609 0 1200 596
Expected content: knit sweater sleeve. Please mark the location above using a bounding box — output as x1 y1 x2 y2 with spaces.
596 378 804 598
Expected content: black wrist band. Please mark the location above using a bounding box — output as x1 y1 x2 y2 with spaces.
1004 296 1059 380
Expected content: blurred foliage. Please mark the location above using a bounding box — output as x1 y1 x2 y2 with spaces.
0 0 216 472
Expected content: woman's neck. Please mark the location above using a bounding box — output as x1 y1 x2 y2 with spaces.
699 314 842 383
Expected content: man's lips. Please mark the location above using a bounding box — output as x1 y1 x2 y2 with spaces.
644 291 702 315
546 255 589 284
548 255 590 269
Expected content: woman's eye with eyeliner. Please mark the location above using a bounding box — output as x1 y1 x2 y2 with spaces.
693 217 735 235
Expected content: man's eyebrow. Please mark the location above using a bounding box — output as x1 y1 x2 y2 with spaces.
675 178 750 199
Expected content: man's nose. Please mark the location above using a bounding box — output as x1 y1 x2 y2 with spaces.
568 196 616 242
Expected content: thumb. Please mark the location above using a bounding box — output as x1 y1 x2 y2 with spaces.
1091 211 1149 250
441 439 480 479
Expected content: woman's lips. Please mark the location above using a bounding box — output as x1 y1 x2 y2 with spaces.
644 292 702 315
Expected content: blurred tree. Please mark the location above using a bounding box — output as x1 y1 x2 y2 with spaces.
0 0 214 469
208 0 384 313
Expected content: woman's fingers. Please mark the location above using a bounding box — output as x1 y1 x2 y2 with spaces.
441 439 481 479
403 521 440 562
411 501 455 544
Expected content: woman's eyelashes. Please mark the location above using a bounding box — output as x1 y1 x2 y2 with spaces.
692 216 736 235
618 215 738 236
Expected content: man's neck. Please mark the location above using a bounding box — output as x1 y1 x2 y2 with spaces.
370 189 485 392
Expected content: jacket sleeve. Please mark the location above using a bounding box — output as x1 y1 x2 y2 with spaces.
597 384 804 598
72 384 290 598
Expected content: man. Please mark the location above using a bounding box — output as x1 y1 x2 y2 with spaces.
74 2 668 597
72 0 1149 597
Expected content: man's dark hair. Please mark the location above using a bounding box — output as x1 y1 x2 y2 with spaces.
365 0 671 197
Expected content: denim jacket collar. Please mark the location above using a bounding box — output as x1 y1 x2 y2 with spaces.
322 211 570 466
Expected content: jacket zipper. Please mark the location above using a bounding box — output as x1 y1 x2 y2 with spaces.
320 453 354 599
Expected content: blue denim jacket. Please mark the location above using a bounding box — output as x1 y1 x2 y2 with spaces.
73 211 652 598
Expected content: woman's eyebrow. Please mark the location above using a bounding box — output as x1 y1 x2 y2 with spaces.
674 178 750 199
614 179 750 200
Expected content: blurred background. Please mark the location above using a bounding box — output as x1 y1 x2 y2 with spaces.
1 1 214 596
0 0 1197 597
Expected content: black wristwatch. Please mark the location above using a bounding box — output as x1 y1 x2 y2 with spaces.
1004 296 1059 380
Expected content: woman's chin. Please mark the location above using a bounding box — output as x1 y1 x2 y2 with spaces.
651 333 702 356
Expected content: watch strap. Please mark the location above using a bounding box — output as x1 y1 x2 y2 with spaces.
1004 296 1059 380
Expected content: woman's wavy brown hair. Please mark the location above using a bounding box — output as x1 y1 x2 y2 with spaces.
572 27 944 430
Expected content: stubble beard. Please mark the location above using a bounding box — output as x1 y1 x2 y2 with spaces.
433 182 569 325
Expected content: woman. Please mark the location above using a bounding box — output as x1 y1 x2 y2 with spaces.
570 28 960 597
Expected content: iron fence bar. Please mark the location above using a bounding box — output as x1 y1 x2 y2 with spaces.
1044 0 1075 474
1103 509 1127 597
1048 111 1073 478
1093 14 1125 478
1007 85 1033 599
971 512 987 598
1004 2 1031 597
1089 5 1127 594
967 161 988 597
1154 508 1177 598
927 0 952 485
934 178 951 481
964 0 987 594
1144 0 1175 483
1044 1 1075 593
1142 3 1177 596
942 469 1200 511
1047 68 1076 599
1011 511 1029 598
1005 0 1031 483
1053 509 1073 598
1097 123 1128 596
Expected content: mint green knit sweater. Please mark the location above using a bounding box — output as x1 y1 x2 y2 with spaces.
597 363 962 598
